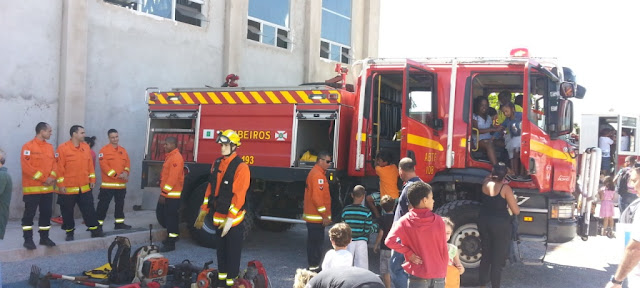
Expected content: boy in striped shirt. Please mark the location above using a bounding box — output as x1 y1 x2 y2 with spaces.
342 185 374 269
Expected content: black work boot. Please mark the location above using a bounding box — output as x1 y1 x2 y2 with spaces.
159 238 176 252
90 226 105 238
65 231 74 241
114 223 132 230
39 230 56 247
23 230 36 250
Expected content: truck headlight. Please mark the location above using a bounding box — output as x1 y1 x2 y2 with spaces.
551 202 574 219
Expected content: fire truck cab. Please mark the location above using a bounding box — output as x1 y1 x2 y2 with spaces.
580 113 640 174
141 49 588 284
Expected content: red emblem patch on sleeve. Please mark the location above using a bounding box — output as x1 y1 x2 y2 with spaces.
173 163 178 167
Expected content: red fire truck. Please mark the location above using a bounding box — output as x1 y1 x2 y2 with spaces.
141 49 589 283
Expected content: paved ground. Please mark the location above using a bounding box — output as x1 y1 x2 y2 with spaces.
1 222 627 288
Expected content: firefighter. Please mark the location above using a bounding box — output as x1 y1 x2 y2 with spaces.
56 125 104 241
96 129 132 230
194 129 250 287
158 136 184 252
303 151 332 272
20 122 58 249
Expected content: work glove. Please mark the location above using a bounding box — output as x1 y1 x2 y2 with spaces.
194 210 208 229
219 217 234 237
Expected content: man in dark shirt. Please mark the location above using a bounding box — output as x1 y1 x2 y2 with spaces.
374 195 396 288
308 266 385 288
389 157 423 288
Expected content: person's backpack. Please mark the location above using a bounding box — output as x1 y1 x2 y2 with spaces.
620 198 640 224
616 168 632 194
107 236 134 284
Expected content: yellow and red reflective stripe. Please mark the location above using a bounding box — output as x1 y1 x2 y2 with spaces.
23 186 55 194
229 204 239 216
107 169 116 177
101 182 126 188
149 90 342 105
33 171 43 180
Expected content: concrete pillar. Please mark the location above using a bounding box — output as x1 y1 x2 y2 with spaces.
363 0 380 58
57 0 88 144
351 0 364 60
223 0 248 76
303 0 322 83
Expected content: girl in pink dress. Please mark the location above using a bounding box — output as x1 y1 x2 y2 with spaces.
599 176 616 238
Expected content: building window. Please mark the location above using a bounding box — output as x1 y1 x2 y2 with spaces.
320 0 351 64
103 0 206 27
247 0 291 49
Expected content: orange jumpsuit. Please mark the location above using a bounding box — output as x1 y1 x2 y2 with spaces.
21 138 57 195
56 141 95 193
200 153 250 228
160 148 184 199
98 144 130 189
303 164 331 223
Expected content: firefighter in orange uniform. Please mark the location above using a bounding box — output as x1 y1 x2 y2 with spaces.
96 129 132 230
20 122 57 250
56 125 104 241
194 130 250 287
303 151 332 272
158 136 184 252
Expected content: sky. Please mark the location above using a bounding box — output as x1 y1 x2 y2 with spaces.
378 0 640 121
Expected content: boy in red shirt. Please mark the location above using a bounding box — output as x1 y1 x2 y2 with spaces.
385 181 448 288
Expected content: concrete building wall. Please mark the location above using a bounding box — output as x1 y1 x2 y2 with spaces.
0 1 63 218
0 0 379 219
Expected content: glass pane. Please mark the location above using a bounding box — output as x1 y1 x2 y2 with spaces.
247 20 260 41
141 0 172 19
321 10 351 46
320 41 329 58
249 0 290 27
622 116 637 127
528 76 546 131
322 0 351 17
622 127 635 152
262 25 276 45
341 47 350 64
409 91 433 125
277 29 288 49
330 44 341 62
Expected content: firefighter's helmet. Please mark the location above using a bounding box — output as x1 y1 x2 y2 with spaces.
216 129 241 147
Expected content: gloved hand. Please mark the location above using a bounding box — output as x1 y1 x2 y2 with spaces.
219 217 234 237
194 210 208 229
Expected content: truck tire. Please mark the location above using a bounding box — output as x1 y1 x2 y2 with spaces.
435 200 483 286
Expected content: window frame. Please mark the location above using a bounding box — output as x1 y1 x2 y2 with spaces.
320 1 352 64
247 16 291 49
102 0 205 27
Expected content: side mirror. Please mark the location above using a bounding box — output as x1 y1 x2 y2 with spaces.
575 85 586 99
560 82 577 98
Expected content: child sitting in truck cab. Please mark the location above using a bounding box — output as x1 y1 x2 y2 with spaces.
500 102 524 178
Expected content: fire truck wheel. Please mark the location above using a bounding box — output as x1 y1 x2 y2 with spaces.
435 200 482 286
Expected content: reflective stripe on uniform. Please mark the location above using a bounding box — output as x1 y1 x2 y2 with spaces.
50 171 57 177
226 279 234 286
39 226 51 231
219 273 227 280
317 206 326 213
213 217 225 224
165 191 181 198
101 182 126 188
115 218 125 223
88 226 98 230
203 198 209 205
33 171 43 180
303 214 323 221
169 233 179 238
65 229 74 232
89 173 96 179
22 226 33 231
107 169 116 177
23 186 55 194
124 167 130 172
66 184 91 193
163 184 173 192
229 204 239 216
98 220 104 225
57 177 65 183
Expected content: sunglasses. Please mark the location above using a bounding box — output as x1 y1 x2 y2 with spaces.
321 158 333 164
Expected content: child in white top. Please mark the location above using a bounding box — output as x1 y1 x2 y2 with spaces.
321 222 354 271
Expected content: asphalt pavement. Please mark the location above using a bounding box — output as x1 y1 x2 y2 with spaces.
1 224 628 288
